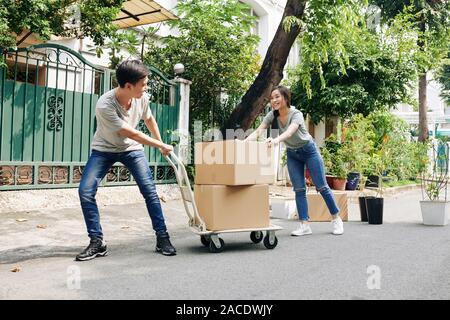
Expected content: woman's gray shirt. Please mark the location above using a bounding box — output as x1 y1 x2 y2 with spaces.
262 106 312 149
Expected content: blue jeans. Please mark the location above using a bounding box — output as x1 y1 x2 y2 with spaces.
78 149 167 239
286 140 340 221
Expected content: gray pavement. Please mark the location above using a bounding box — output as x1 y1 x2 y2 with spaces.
1 188 449 300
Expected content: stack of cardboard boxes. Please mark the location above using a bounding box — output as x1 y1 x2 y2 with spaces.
194 140 275 231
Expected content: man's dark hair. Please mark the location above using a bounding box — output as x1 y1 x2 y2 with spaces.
116 60 149 88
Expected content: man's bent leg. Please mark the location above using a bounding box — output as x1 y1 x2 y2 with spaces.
121 150 167 234
78 150 115 240
121 150 176 256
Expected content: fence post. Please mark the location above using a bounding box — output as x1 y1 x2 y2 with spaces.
103 69 112 93
174 77 192 164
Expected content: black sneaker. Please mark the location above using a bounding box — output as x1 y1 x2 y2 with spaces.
75 238 108 261
156 233 177 256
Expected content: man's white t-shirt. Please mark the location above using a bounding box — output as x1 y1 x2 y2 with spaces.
91 89 153 153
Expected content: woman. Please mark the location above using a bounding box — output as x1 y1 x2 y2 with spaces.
246 85 344 236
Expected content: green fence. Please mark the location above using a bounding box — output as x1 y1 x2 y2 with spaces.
0 44 179 190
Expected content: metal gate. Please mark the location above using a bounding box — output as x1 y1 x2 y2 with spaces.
0 44 179 190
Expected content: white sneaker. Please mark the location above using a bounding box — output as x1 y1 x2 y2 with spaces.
291 223 312 236
331 217 344 235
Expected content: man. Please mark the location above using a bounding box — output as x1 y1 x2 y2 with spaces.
76 60 176 261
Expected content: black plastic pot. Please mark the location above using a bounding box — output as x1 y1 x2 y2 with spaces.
365 175 379 188
358 196 368 222
346 172 361 190
366 197 384 225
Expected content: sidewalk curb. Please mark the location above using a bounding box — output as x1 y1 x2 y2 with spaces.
0 184 181 214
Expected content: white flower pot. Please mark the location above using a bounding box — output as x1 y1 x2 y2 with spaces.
420 200 450 226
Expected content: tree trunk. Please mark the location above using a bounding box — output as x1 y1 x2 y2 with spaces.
418 73 428 142
221 0 307 134
418 17 428 142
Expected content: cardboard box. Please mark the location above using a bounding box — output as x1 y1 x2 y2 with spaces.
194 184 270 231
194 140 274 185
270 196 298 220
307 191 348 221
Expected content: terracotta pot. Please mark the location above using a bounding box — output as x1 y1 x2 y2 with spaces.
332 178 347 190
325 175 335 188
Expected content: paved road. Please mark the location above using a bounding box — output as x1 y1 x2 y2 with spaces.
1 189 449 300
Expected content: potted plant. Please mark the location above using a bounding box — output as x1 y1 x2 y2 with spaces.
340 115 374 191
321 134 352 189
355 156 373 222
331 149 348 191
339 117 376 220
320 146 336 188
357 175 371 222
365 148 389 225
419 141 450 226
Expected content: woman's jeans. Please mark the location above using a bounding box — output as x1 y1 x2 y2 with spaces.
78 149 167 240
286 140 340 221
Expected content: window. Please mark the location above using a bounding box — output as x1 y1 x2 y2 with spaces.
240 1 259 36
